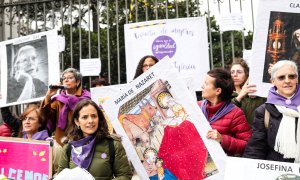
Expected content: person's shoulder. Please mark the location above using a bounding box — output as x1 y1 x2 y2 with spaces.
106 134 125 150
232 105 243 112
107 134 121 142
231 105 247 119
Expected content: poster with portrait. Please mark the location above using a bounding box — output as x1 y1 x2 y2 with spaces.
0 30 60 107
101 60 226 180
124 17 210 91
249 0 300 97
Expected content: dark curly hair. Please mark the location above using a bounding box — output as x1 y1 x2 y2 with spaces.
67 99 109 142
133 55 159 79
207 68 234 102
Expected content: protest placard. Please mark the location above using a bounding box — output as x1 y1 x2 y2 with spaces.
249 0 300 97
124 17 209 91
101 60 226 180
0 30 60 107
80 58 101 76
225 157 300 180
0 137 52 180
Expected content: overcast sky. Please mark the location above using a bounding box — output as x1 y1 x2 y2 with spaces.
198 0 259 32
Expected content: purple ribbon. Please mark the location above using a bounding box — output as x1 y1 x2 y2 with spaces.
201 100 236 124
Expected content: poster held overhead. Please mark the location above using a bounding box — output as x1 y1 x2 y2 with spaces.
249 0 300 97
0 30 60 107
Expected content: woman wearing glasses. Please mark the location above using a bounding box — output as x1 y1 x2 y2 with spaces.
133 55 159 79
40 68 90 147
0 102 48 140
244 60 300 162
18 103 49 140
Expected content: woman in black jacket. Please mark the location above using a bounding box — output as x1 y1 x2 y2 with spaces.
244 60 300 162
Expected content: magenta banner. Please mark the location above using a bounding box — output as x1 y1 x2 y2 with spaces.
0 137 52 180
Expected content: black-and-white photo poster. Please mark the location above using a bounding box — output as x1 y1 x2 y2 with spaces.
0 30 60 107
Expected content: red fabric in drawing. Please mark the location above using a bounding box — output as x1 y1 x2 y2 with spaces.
158 120 208 180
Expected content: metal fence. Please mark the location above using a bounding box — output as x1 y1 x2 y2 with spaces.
0 0 255 86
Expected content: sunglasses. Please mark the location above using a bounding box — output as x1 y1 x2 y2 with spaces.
276 74 298 81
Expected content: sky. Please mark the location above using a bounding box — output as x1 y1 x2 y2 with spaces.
198 0 259 32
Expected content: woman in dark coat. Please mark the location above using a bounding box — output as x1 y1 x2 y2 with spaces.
244 60 300 162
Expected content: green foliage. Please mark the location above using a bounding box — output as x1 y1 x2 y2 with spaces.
61 0 253 85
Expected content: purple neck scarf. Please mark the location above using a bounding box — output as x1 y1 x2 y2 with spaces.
70 135 96 170
201 100 236 124
23 129 49 140
52 89 90 130
266 86 300 111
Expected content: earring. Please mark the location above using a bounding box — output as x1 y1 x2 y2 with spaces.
77 126 81 130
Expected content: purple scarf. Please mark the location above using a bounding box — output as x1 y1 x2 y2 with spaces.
201 100 236 124
266 86 300 111
23 129 49 140
70 135 96 170
52 89 90 130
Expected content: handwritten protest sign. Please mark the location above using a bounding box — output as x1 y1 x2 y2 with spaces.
101 60 226 180
0 137 52 180
124 17 209 91
218 13 244 32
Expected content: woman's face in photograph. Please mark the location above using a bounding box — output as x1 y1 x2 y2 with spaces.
295 29 300 42
14 47 38 77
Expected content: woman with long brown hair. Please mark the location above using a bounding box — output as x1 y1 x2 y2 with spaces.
57 99 132 179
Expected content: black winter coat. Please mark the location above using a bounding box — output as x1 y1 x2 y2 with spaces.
243 103 295 162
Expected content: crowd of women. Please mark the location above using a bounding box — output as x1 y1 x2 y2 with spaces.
0 54 299 179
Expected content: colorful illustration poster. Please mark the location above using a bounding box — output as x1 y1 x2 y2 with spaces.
249 0 300 97
90 84 126 134
101 60 226 180
0 137 52 180
124 17 209 91
225 157 300 180
0 30 60 107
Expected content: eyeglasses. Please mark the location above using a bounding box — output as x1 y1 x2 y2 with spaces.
62 76 75 81
143 64 155 68
276 74 298 81
22 117 38 122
